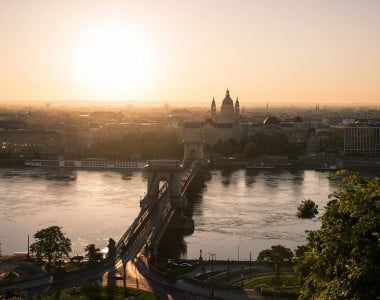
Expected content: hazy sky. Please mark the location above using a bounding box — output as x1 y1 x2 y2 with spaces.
1 0 379 107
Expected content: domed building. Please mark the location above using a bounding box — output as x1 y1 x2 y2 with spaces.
179 89 243 145
211 89 241 122
248 114 309 145
221 89 234 120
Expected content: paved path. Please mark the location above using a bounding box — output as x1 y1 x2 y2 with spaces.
114 257 295 300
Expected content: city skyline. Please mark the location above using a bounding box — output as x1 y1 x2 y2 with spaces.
1 0 380 106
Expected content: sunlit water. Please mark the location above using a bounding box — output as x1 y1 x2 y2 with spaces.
182 169 336 260
1 167 374 260
0 168 146 256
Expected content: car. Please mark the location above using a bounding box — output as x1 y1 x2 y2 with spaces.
180 262 192 267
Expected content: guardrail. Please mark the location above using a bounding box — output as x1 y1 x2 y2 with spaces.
117 160 199 255
117 180 170 250
158 182 168 198
150 161 200 245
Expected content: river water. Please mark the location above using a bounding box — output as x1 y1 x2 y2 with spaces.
0 167 375 260
0 168 145 256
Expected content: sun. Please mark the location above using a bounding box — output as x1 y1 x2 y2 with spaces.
72 25 157 100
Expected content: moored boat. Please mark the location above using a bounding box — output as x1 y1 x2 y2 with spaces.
315 164 338 171
246 163 276 170
25 159 145 169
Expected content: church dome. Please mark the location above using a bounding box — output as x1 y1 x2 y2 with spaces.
293 115 303 122
222 89 233 106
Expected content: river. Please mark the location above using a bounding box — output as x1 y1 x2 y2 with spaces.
0 167 376 260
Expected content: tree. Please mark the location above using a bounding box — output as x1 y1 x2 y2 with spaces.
244 141 258 158
296 199 319 219
257 245 293 278
85 244 103 263
30 226 72 269
0 287 26 299
297 171 380 299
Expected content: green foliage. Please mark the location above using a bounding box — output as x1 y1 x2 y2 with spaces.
211 132 305 159
0 286 27 299
244 274 298 288
84 244 103 263
297 171 380 299
88 132 182 160
259 286 299 298
33 286 159 300
30 226 72 268
242 133 305 158
213 138 240 157
296 199 319 219
93 129 307 161
64 262 86 272
244 274 300 298
257 245 293 276
243 141 257 158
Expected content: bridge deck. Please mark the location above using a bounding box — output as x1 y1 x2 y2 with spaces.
116 160 201 260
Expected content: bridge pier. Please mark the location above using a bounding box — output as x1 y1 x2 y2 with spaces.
137 149 203 266
144 160 182 208
183 140 205 166
169 210 194 233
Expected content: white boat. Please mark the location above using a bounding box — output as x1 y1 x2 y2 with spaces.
25 159 145 169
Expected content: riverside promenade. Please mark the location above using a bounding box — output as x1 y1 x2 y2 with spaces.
113 255 297 300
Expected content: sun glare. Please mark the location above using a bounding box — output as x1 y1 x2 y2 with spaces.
73 25 157 100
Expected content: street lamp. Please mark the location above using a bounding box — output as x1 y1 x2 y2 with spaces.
209 253 216 297
227 257 230 284
250 251 252 278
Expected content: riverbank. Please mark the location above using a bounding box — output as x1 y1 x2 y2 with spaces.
1 156 379 171
0 159 25 167
213 155 380 171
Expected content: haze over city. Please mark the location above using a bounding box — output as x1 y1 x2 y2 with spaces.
1 0 379 107
1 2 380 299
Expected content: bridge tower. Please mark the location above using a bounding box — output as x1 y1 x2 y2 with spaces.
144 159 185 209
182 139 205 166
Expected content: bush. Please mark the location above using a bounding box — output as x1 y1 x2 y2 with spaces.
244 274 300 298
32 286 159 299
0 286 27 299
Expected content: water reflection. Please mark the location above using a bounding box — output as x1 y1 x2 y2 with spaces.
0 168 146 256
220 167 234 178
181 168 339 260
159 229 188 259
1 167 378 261
158 177 205 260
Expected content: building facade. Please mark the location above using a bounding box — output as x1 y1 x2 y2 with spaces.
212 89 241 122
0 129 62 158
331 124 380 154
179 89 242 145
